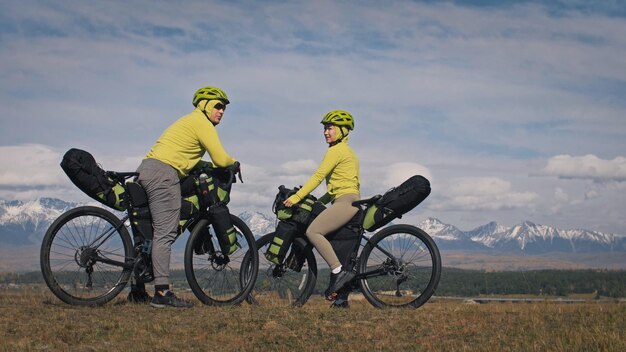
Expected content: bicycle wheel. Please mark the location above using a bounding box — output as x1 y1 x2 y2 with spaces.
245 233 317 307
184 215 258 305
40 206 134 306
358 224 441 308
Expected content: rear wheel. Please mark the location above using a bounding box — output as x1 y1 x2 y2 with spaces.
40 206 134 306
358 225 441 308
184 215 258 305
245 233 317 307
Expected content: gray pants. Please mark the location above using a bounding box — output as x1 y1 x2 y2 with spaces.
136 158 181 287
306 193 360 270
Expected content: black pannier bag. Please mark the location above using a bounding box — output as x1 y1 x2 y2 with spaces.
363 175 431 232
327 209 362 267
264 221 298 264
208 204 238 255
126 181 153 241
60 148 126 211
179 175 200 221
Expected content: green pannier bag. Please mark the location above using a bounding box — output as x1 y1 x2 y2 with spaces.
363 175 431 232
60 148 126 211
264 221 298 264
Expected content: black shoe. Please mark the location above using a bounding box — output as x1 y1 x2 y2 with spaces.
325 270 355 301
150 290 193 308
330 299 349 309
127 289 152 304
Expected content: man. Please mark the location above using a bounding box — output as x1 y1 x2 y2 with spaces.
130 86 238 308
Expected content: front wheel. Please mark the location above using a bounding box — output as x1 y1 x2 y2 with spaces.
184 215 258 305
245 233 317 307
358 225 441 308
40 206 134 306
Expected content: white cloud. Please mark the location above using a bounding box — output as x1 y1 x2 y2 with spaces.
430 177 539 212
0 145 66 186
533 154 626 182
384 162 432 189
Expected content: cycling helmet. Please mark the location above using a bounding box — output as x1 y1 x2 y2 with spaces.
321 110 354 130
192 86 230 107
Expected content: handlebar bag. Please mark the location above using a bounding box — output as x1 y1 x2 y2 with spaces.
191 162 233 206
60 148 126 211
363 175 431 232
272 186 318 225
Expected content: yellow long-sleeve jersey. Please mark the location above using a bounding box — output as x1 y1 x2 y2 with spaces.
145 109 237 177
287 141 360 204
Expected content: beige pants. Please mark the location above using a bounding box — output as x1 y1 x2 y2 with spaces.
306 193 360 270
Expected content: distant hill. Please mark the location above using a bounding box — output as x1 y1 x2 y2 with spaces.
1 197 625 272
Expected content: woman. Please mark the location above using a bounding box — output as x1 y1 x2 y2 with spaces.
283 110 360 301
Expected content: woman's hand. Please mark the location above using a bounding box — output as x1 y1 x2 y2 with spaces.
283 199 294 208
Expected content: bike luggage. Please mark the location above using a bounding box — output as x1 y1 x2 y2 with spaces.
272 186 319 226
60 148 126 211
209 204 238 255
328 210 362 267
363 175 431 232
264 221 298 264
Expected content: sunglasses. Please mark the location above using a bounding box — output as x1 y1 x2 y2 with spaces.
214 102 227 111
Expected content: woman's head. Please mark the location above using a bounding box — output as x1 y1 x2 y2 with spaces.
321 110 354 145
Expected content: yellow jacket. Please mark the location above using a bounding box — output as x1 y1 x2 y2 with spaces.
288 140 360 204
145 109 236 177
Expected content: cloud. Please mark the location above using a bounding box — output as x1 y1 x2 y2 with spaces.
533 154 626 182
0 145 66 186
430 177 538 211
384 162 432 189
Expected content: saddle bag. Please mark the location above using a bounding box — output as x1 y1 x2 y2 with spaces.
363 175 431 232
60 148 126 211
264 221 298 264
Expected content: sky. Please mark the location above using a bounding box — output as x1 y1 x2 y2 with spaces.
1 0 625 235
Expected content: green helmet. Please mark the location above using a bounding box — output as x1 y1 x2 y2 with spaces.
192 86 230 107
321 110 354 130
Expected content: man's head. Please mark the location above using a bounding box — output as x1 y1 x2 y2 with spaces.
193 86 229 125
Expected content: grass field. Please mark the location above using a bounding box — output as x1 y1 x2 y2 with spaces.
1 286 624 352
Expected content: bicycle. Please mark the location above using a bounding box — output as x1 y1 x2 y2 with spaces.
40 163 259 306
243 187 441 308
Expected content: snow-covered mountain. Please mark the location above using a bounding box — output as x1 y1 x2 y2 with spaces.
1 198 624 253
238 211 276 237
0 198 77 245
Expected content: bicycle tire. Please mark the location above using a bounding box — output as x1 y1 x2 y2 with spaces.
184 215 258 305
245 233 317 307
358 224 441 308
40 206 134 306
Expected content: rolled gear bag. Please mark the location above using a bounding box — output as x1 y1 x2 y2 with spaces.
363 175 431 232
264 221 298 264
60 148 126 211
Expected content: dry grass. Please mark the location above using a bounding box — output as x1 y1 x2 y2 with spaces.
1 286 624 352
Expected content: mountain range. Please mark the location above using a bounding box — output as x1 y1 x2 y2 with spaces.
3 197 624 255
